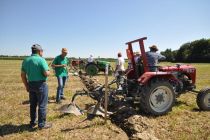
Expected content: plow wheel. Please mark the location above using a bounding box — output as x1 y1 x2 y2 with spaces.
140 80 175 116
197 87 210 111
85 63 99 76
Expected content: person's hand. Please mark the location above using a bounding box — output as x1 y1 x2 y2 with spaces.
62 64 67 67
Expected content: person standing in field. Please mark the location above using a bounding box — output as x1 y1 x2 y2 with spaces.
115 52 125 75
51 48 69 103
114 52 125 90
87 54 94 63
146 45 166 72
21 44 52 129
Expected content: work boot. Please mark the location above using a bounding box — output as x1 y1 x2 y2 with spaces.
56 100 62 104
29 122 37 129
38 122 52 129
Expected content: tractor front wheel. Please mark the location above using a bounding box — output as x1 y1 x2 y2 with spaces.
140 80 175 116
197 87 210 111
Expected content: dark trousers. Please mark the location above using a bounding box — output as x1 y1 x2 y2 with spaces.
56 76 67 102
28 81 48 127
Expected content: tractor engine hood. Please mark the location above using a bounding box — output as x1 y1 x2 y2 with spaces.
159 64 196 84
159 64 196 73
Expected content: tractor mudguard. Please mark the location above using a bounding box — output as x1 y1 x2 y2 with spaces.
137 71 178 85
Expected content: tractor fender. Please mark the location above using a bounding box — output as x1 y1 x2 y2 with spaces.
137 71 178 85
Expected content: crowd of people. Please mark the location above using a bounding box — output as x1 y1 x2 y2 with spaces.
21 44 165 129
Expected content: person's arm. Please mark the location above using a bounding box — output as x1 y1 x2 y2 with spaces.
21 71 29 92
52 64 66 68
42 59 51 77
43 70 50 77
51 57 66 68
158 53 166 60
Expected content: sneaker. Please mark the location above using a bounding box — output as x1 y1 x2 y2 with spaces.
61 96 66 100
38 122 52 129
117 86 123 90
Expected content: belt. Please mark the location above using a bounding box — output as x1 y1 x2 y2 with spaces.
29 80 46 84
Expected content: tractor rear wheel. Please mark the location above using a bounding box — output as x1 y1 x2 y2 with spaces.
85 63 99 76
197 87 210 111
139 80 175 116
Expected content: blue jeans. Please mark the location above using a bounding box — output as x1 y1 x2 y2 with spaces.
56 76 67 102
28 81 48 127
149 66 157 72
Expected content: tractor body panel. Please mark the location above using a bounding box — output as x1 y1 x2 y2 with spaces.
125 68 136 79
126 37 149 79
97 60 110 71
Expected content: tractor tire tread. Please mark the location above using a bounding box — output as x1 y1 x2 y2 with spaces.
196 87 210 111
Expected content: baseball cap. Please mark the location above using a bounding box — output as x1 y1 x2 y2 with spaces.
31 44 43 51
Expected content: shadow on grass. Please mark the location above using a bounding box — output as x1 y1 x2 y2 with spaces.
61 120 105 132
174 100 190 107
57 113 73 119
174 100 202 112
22 100 30 105
0 124 36 137
22 98 57 104
191 108 202 112
84 103 95 110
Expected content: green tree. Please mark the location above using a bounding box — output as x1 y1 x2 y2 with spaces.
161 49 175 62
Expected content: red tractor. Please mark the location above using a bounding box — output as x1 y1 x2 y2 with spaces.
62 37 210 117
125 37 210 115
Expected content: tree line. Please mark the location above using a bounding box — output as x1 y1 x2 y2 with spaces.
0 55 117 62
161 38 210 63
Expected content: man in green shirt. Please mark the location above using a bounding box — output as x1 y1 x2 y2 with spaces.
52 48 69 103
21 44 52 129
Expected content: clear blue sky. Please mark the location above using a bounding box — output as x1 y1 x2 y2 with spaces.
0 0 209 58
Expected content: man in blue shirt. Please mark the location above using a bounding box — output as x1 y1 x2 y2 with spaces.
146 45 166 72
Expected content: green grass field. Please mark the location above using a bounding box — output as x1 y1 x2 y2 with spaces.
0 60 210 140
